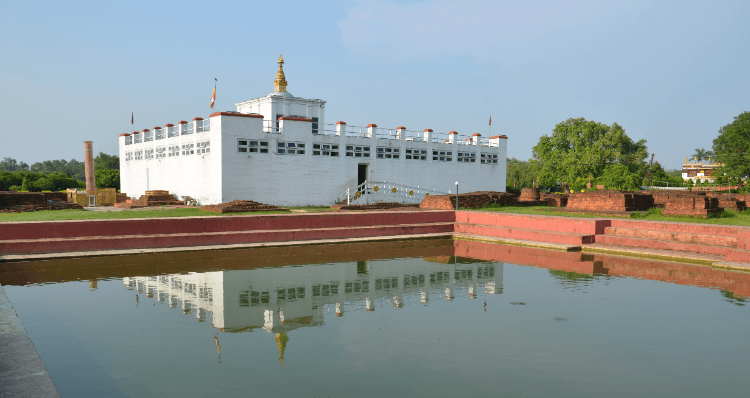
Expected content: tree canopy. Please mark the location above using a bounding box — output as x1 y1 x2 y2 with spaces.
506 158 538 188
532 118 649 189
713 111 750 180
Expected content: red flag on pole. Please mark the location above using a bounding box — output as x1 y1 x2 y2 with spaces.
210 78 217 108
489 115 492 126
131 112 134 124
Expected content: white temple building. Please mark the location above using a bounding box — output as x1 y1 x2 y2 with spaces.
119 55 508 206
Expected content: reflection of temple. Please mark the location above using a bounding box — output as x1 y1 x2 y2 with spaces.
124 258 502 363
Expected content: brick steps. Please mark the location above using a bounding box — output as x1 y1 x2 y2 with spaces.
582 243 724 263
0 223 454 255
455 223 593 245
593 235 731 257
456 211 608 235
603 227 738 248
609 219 744 237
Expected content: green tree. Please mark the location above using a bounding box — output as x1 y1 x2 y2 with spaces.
0 157 29 172
713 111 750 181
95 169 120 190
506 158 538 188
95 152 120 171
596 164 642 190
532 118 649 188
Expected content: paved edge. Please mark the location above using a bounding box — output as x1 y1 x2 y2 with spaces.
0 283 61 397
0 233 455 262
452 233 582 252
581 245 718 266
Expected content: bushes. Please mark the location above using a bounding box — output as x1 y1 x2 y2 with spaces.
1 171 84 192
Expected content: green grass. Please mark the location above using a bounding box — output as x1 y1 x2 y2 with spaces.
471 205 750 226
0 206 333 222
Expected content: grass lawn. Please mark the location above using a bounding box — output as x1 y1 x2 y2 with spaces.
0 206 333 222
470 205 750 226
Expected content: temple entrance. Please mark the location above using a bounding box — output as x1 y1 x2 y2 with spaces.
358 164 368 187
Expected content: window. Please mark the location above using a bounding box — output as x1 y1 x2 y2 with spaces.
168 145 180 157
156 147 166 159
481 153 498 164
432 150 452 162
196 119 210 133
238 139 269 153
125 151 133 161
133 134 142 144
144 148 154 160
155 129 165 140
376 147 400 159
197 141 210 155
134 150 143 161
125 136 133 145
457 151 476 163
312 117 319 134
144 131 153 142
181 143 194 156
312 143 339 156
346 145 371 157
405 148 427 160
277 142 305 155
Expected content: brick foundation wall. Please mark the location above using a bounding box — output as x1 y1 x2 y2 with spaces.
566 190 652 212
0 192 67 209
540 192 568 207
420 191 516 210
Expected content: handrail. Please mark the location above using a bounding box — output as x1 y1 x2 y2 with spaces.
343 180 448 205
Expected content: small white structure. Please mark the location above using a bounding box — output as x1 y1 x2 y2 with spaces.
119 55 508 206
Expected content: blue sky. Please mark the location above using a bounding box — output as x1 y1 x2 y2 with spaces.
1 0 748 169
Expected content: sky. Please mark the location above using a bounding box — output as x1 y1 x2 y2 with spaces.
1 0 748 169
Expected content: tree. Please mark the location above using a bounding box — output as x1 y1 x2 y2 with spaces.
506 158 538 188
95 152 120 171
713 111 750 181
0 157 29 172
596 164 642 190
692 148 707 162
532 118 649 188
95 169 120 190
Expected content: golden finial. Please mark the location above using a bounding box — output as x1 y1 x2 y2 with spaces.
274 54 288 92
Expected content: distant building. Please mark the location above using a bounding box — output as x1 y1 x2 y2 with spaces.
119 55 508 206
681 157 723 183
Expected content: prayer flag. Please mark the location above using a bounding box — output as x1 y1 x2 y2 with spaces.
489 115 492 126
210 85 216 108
131 112 133 124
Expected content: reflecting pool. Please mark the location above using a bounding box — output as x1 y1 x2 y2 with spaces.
2 239 750 397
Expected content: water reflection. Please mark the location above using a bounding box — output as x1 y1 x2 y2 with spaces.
122 257 503 363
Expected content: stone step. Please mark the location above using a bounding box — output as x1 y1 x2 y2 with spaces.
603 227 738 248
724 249 750 263
0 211 456 241
454 223 594 245
582 243 724 264
0 223 454 255
593 235 731 257
456 211 608 235
608 219 746 237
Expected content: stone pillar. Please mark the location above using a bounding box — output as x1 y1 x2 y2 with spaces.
472 133 481 145
424 129 433 143
84 141 95 193
336 121 347 136
396 126 406 140
367 124 377 138
449 131 458 144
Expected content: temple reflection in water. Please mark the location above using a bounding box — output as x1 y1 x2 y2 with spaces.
123 257 502 334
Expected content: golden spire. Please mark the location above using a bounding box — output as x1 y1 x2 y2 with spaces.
273 54 288 92
275 332 288 366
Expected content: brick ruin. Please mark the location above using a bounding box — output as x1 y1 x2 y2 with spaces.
114 190 183 209
566 190 653 212
662 195 722 218
0 191 84 213
420 191 517 210
201 200 285 213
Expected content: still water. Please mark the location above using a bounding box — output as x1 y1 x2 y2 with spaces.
2 239 750 397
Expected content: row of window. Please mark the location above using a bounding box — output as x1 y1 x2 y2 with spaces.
235 140 498 163
124 120 210 145
125 141 210 161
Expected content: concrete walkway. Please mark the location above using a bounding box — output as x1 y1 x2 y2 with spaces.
0 283 60 397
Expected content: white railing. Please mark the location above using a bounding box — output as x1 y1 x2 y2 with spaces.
641 186 689 190
196 119 210 133
344 180 448 205
155 129 165 140
264 120 281 134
